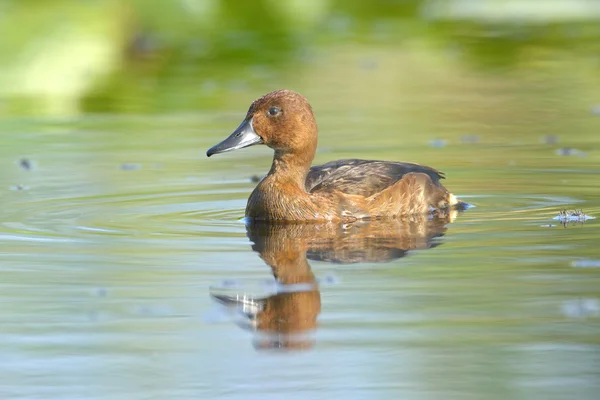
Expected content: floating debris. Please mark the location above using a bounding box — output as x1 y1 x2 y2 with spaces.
571 259 600 268
541 135 559 145
555 147 586 157
10 184 28 191
19 158 32 170
553 209 595 227
429 139 447 148
555 209 593 220
320 274 339 285
93 287 108 297
120 163 141 171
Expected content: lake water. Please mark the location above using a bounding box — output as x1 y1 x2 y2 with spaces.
1 103 599 399
2 11 600 397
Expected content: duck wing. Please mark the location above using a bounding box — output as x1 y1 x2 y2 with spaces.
306 159 446 197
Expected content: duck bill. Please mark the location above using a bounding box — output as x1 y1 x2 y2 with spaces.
206 119 263 157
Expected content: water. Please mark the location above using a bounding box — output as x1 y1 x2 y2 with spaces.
2 2 600 396
1 107 599 399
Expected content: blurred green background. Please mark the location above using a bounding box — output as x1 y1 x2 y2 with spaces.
1 0 599 119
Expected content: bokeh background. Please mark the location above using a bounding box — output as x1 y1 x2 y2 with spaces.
2 0 600 120
1 1 600 399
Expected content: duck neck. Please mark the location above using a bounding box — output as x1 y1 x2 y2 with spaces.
268 149 314 191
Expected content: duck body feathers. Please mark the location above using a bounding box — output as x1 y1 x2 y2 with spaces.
306 159 445 197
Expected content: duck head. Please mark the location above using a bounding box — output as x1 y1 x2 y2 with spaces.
206 89 318 158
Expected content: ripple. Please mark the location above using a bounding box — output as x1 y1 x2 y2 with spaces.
2 177 591 245
2 183 251 244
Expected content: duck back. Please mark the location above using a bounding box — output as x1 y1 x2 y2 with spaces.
306 159 445 197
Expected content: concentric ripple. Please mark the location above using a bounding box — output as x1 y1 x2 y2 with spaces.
2 181 252 247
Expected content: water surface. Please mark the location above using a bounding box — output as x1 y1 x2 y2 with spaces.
1 107 599 399
2 3 600 394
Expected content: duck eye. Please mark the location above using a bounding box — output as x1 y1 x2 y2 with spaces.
268 107 280 116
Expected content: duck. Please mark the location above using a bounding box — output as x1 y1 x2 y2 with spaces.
207 89 461 222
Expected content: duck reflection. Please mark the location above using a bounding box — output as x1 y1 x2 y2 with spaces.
211 215 454 351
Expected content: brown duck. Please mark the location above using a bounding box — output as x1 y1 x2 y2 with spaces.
207 89 461 222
